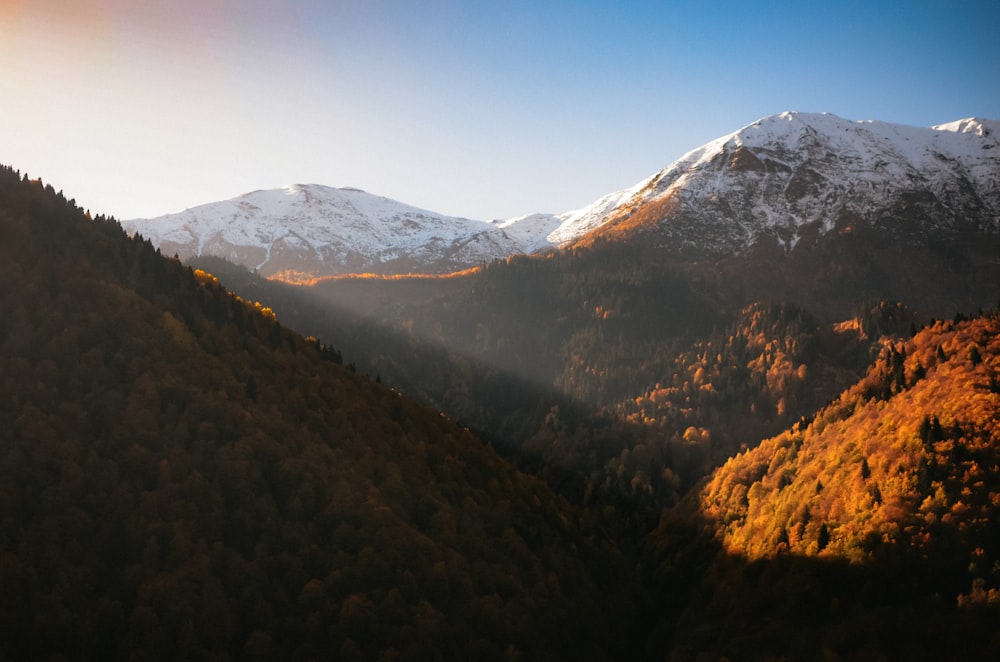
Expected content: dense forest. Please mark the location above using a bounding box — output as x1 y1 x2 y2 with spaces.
199 241 928 531
3 164 1000 659
0 166 641 660
647 313 1000 659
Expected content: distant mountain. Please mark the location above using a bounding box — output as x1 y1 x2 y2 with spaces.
120 184 614 280
121 184 519 280
573 112 1000 253
124 113 999 279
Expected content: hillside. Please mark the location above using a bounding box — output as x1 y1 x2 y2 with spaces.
206 244 896 527
698 314 1000 568
646 313 1000 659
0 166 639 660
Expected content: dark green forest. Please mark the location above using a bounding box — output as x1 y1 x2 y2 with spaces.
3 165 1000 659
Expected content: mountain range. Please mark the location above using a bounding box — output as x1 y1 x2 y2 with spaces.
122 112 1000 279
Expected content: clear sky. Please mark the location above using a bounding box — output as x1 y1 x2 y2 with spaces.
2 0 998 221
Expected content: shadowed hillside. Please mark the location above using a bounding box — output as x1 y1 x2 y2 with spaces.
214 243 921 511
0 166 640 661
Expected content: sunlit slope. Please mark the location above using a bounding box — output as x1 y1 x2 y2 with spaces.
637 313 1000 659
698 314 1000 596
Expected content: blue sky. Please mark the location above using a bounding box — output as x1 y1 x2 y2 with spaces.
2 0 997 221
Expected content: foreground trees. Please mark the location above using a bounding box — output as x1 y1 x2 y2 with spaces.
0 165 638 660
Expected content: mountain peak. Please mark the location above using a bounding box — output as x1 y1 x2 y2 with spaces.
125 111 1000 277
932 116 1000 140
122 185 527 279
572 111 1000 252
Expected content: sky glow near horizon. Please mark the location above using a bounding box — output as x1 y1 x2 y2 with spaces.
1 1 998 222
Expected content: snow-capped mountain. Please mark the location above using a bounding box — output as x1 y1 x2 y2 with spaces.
569 112 1000 253
123 112 1000 279
121 185 540 280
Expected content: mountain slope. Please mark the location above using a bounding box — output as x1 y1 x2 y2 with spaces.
698 314 1000 569
121 184 535 280
573 112 1000 253
645 312 1000 659
0 166 638 660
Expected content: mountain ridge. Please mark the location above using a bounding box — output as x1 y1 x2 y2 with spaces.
576 112 1000 252
122 112 1000 277
122 184 526 279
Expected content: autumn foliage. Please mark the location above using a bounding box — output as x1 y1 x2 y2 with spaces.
698 314 1000 579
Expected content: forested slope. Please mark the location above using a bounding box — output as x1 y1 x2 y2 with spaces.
699 314 1000 567
236 244 897 519
646 313 1000 659
0 166 638 660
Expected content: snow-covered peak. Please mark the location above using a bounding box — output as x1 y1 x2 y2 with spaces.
558 111 1000 252
122 184 525 278
123 112 1000 278
653 111 998 173
932 117 1000 140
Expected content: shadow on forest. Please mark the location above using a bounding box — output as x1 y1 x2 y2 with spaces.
188 254 1000 660
643 514 1000 661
